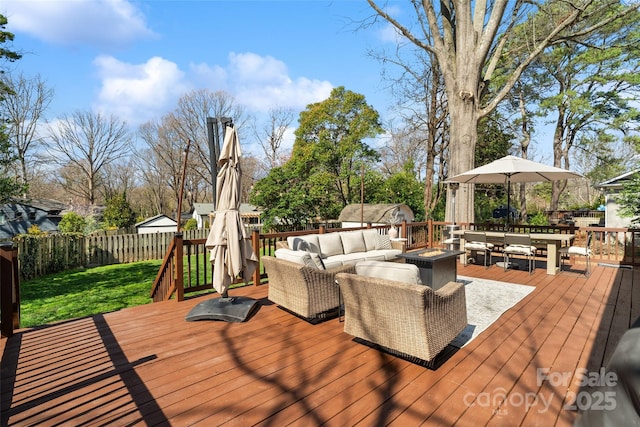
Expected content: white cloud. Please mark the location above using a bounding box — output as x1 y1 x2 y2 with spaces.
3 0 156 48
90 51 334 127
225 52 333 111
93 55 191 125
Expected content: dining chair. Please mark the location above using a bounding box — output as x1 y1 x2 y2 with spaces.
502 233 537 274
463 231 494 268
559 231 593 276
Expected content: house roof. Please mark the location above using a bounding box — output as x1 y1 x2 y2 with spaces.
193 203 215 214
135 214 177 228
0 202 63 240
194 203 262 217
15 198 66 213
338 203 414 223
596 169 640 189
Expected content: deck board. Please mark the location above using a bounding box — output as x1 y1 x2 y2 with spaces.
1 261 638 426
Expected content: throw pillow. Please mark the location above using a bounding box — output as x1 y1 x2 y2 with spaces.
361 229 378 251
317 233 344 257
375 233 392 250
308 252 326 270
341 230 366 254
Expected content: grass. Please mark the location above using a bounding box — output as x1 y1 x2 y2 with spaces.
20 260 164 328
19 255 263 328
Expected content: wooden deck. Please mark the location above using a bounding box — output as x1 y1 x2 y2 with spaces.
1 261 638 426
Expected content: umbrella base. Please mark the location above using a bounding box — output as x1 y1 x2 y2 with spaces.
185 296 259 323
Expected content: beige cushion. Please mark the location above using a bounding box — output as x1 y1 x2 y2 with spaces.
318 233 344 257
567 246 592 256
465 242 494 251
341 230 366 254
274 248 323 269
503 245 536 255
287 235 320 254
361 229 378 251
355 260 422 285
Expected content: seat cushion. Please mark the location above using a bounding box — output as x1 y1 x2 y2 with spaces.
567 246 592 256
503 245 536 255
465 242 494 250
275 248 324 269
355 260 422 285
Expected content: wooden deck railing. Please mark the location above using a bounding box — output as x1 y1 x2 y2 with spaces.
150 221 640 303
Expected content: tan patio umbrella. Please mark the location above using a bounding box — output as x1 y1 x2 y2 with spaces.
186 123 259 322
447 155 582 269
447 155 582 225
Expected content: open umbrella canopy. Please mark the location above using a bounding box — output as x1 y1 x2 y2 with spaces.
447 155 582 184
446 155 582 229
205 125 258 297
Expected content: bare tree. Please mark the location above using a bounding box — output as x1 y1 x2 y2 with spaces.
1 72 54 193
166 89 247 199
251 107 295 173
367 0 639 223
137 118 186 215
47 111 131 205
373 44 449 218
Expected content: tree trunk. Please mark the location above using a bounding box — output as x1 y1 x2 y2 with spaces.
446 92 478 224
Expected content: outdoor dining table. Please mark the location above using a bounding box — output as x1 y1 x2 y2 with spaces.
453 230 575 275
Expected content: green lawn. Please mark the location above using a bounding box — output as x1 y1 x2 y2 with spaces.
20 260 164 328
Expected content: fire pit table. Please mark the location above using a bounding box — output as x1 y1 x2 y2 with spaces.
397 248 464 290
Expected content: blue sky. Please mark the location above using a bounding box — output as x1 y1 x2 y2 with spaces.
2 0 401 152
3 0 564 162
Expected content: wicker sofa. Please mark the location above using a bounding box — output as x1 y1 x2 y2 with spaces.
277 229 405 268
261 256 355 321
335 263 467 363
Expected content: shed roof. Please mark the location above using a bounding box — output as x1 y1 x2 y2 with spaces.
338 203 414 224
596 169 640 189
135 214 177 228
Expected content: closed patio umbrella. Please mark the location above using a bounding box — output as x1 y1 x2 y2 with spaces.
186 123 259 322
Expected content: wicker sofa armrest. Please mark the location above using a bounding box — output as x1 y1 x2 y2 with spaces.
276 240 290 250
390 239 406 252
262 256 355 320
335 273 467 362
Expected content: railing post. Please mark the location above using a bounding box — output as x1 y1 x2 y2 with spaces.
252 229 260 286
174 233 184 302
428 219 434 248
1 242 19 338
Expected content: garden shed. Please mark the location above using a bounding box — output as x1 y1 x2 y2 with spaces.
338 203 414 228
596 169 640 228
135 214 177 234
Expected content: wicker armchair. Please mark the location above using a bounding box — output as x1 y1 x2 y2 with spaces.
262 256 356 321
335 272 467 362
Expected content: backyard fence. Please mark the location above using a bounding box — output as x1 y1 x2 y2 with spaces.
14 229 209 280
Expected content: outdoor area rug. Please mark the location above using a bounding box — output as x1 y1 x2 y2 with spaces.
449 275 535 348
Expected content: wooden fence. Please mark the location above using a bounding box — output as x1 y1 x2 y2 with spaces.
14 229 209 280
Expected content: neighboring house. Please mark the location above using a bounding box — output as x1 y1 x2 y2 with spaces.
338 203 415 228
596 169 640 228
194 203 263 230
192 203 215 230
135 214 178 234
0 199 65 241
